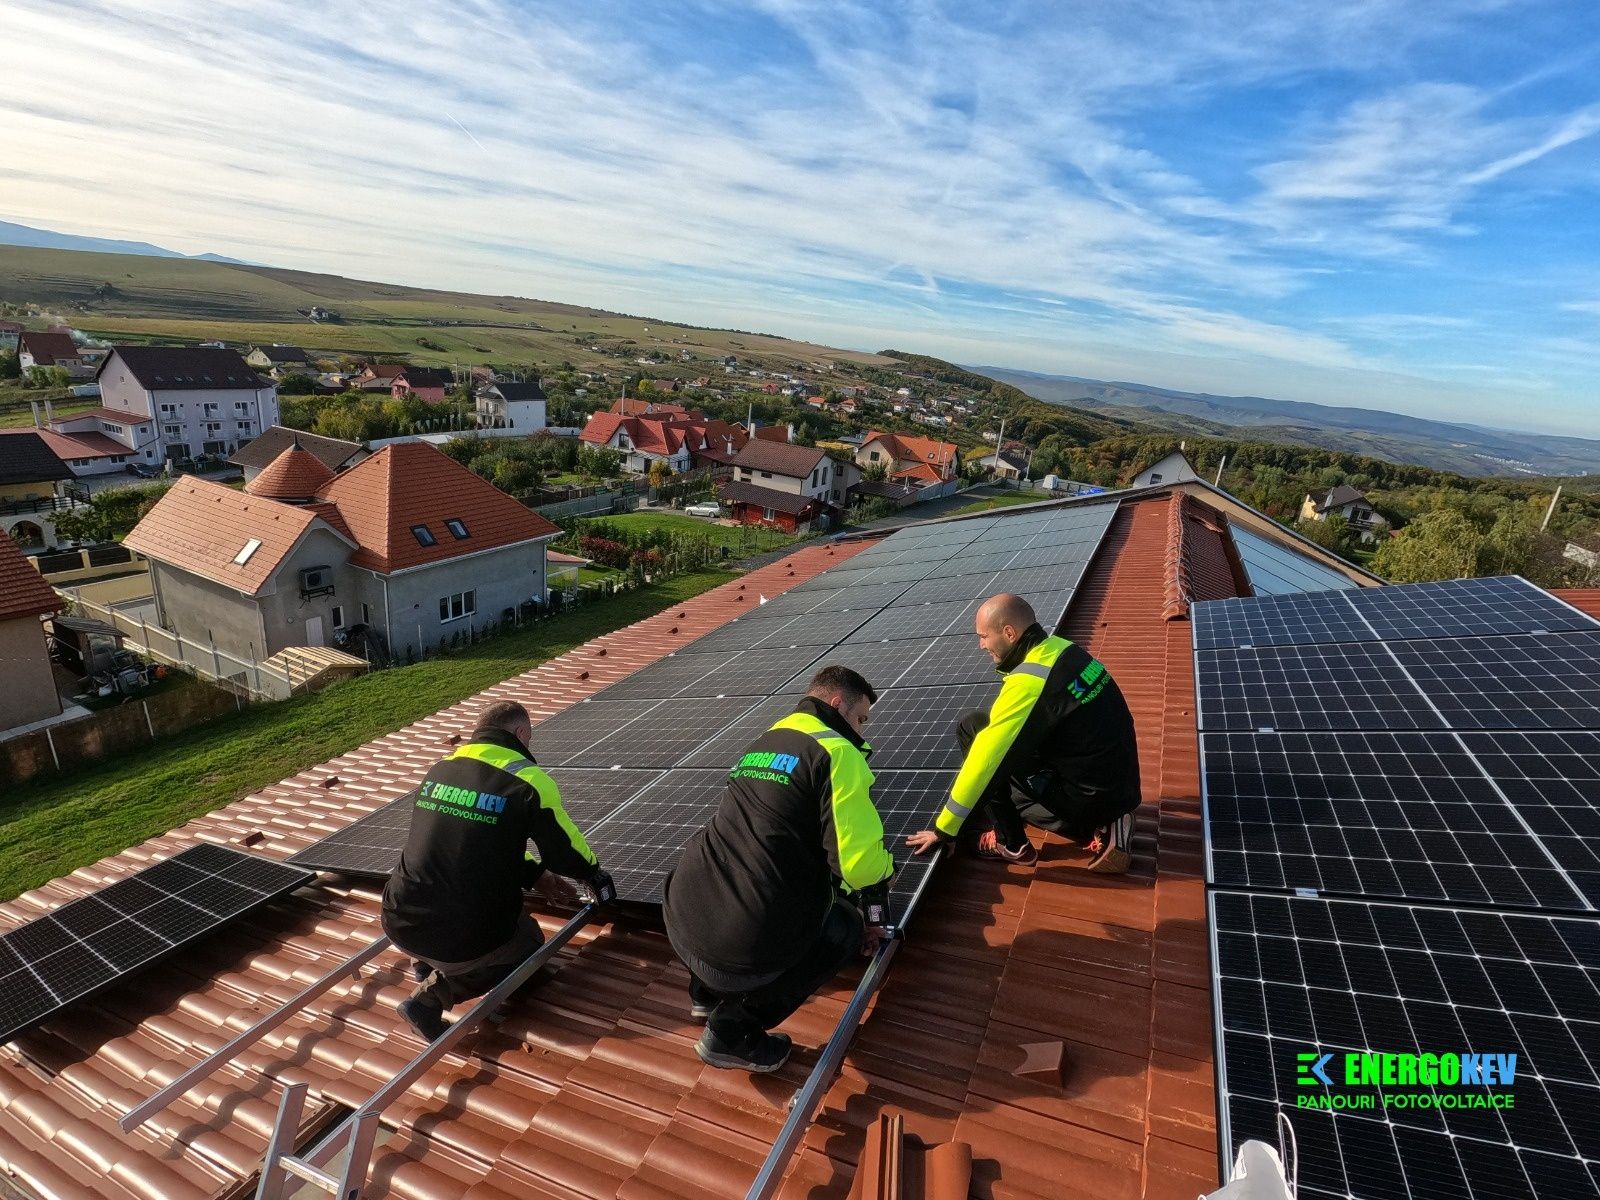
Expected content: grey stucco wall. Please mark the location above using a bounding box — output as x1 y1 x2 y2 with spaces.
378 540 549 659
254 528 363 654
149 561 270 663
0 617 62 731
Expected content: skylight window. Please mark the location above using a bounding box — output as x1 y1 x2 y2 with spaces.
445 518 469 540
233 538 262 565
411 525 436 546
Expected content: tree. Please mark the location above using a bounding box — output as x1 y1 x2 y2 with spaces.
861 460 888 482
0 350 19 380
1371 510 1481 582
276 373 318 395
647 458 672 488
24 365 70 390
1296 513 1352 556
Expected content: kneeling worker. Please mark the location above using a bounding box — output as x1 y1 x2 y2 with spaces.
907 593 1141 871
382 700 614 1040
663 666 895 1072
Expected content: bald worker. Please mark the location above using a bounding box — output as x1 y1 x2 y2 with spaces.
906 593 1140 871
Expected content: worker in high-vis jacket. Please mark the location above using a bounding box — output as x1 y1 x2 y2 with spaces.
663 666 896 1073
907 593 1141 872
382 700 614 1041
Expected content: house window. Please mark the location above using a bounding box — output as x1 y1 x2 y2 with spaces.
237 421 252 433
331 605 345 629
760 470 772 479
234 402 251 415
1148 473 1163 484
763 508 776 520
203 403 219 417
870 450 881 461
205 422 222 436
438 590 476 623
362 602 371 623
410 524 436 546
163 424 182 438
445 518 469 539
160 403 180 417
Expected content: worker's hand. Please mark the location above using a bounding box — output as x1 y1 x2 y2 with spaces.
586 869 617 906
905 830 946 856
531 872 582 908
861 924 887 956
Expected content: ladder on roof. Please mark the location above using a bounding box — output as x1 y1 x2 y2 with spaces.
120 903 599 1200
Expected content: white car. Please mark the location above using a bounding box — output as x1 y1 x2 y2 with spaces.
684 502 722 518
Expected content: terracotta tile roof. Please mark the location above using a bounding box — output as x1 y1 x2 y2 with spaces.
396 367 454 390
0 529 64 621
752 425 791 443
731 439 826 479
0 495 1256 1200
101 346 267 392
359 364 408 381
122 478 346 596
891 461 942 484
717 479 821 516
0 431 74 486
27 429 131 459
862 432 957 469
610 398 702 419
19 331 80 364
243 442 337 501
317 442 560 573
580 410 629 447
1556 588 1600 621
230 426 363 472
50 406 154 427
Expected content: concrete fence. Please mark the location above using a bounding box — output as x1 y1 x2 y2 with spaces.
0 682 242 787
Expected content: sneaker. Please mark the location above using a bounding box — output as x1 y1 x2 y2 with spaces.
689 1000 713 1021
398 997 451 1041
410 959 432 983
974 829 1038 864
695 1029 792 1073
1086 813 1134 874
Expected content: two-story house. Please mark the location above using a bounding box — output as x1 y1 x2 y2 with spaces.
392 366 454 403
1299 484 1388 544
855 431 958 485
719 440 860 531
581 412 745 474
353 363 407 391
124 440 560 665
0 530 65 733
229 425 368 484
476 381 548 432
0 432 76 549
245 344 316 378
18 331 91 379
73 346 280 465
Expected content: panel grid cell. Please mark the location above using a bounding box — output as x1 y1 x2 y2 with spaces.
1197 643 1438 732
1388 632 1600 731
1212 891 1600 1200
859 683 1002 771
569 695 766 768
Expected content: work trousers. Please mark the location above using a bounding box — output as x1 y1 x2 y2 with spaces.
408 912 543 1011
956 710 1130 848
685 896 864 1052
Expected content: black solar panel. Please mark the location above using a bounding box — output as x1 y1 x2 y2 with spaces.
582 649 733 700
1387 632 1600 731
859 683 1001 771
677 693 804 768
1202 730 1589 911
853 559 939 586
588 770 729 903
1194 590 1381 651
678 645 831 697
997 561 1096 598
802 581 917 612
526 698 665 765
1197 643 1440 732
1353 575 1599 642
889 571 1004 607
872 769 955 918
844 599 977 643
1212 891 1600 1200
892 634 1001 687
779 639 941 695
745 608 876 649
0 845 311 1044
569 695 762 768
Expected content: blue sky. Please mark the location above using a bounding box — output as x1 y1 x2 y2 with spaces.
3 1 1598 435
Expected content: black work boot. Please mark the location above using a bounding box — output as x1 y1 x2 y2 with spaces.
695 1028 792 1073
398 997 451 1041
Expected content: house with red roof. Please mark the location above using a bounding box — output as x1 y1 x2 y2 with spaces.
719 438 860 530
391 366 454 403
581 411 746 474
0 528 65 732
18 330 91 379
609 396 704 420
353 363 408 391
124 440 559 663
855 430 959 484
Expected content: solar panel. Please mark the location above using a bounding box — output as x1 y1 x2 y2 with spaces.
995 561 1096 599
744 608 876 649
778 639 942 695
858 683 1002 771
526 698 665 765
871 769 954 917
676 693 804 768
569 695 764 768
943 549 1026 576
802 581 918 612
788 565 881 593
1005 541 1102 570
854 559 939 586
1196 644 1440 732
890 571 1004 607
581 649 733 701
892 634 1000 686
676 645 831 697
1457 731 1600 909
1202 731 1588 911
286 770 664 879
0 845 311 1044
588 770 729 903
1387 632 1600 731
1194 590 1382 651
1212 890 1600 1200
1353 575 1599 642
844 599 977 643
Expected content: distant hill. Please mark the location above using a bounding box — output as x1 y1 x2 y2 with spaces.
974 367 1600 478
0 219 246 264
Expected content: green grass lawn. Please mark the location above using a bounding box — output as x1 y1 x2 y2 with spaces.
0 570 733 902
603 510 798 556
945 490 1049 516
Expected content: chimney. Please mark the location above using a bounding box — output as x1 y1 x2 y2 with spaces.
43 399 55 424
30 400 40 428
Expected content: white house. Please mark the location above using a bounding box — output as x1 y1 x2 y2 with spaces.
1299 484 1388 544
85 345 280 465
476 381 548 433
1134 451 1200 488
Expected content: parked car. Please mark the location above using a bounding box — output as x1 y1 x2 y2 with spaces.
684 501 722 518
125 462 162 478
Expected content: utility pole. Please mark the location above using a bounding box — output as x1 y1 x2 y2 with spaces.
1214 455 1227 488
1541 485 1562 533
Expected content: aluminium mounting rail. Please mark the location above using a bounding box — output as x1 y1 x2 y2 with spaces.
255 901 599 1200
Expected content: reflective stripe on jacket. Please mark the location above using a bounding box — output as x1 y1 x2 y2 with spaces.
769 711 895 891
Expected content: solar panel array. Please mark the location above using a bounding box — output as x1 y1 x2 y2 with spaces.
288 501 1120 917
0 845 311 1044
1193 575 1600 1197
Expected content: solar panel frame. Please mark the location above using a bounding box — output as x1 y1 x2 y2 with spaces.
1 846 311 1044
1211 890 1600 1200
1351 575 1600 642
